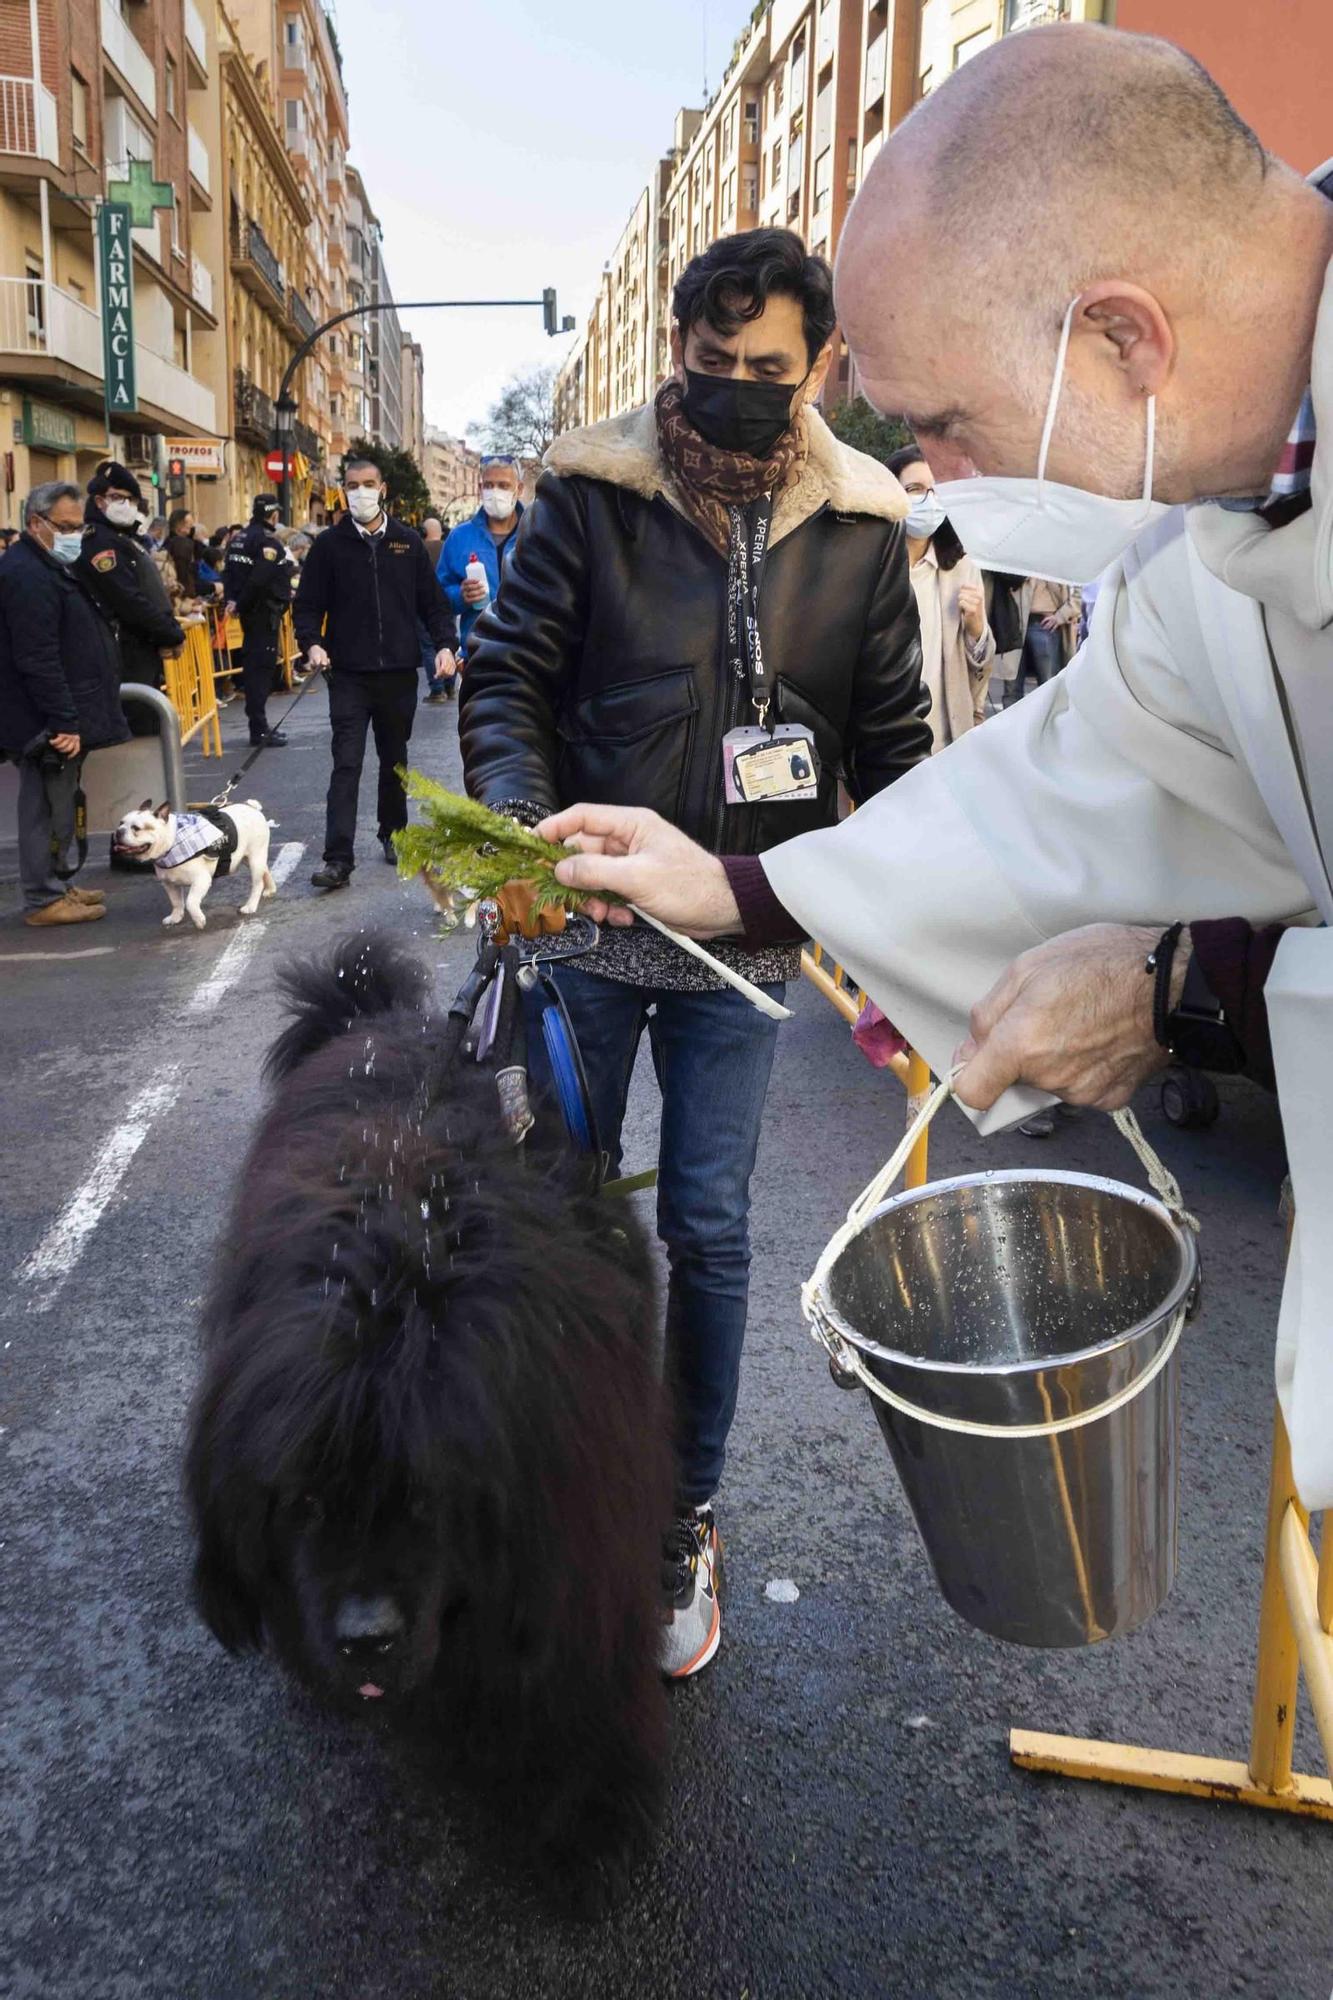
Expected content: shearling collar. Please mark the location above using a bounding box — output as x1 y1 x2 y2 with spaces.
543 398 908 548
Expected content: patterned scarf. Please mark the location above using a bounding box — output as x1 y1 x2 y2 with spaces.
654 377 805 557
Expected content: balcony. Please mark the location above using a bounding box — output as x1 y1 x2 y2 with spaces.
0 76 59 163
864 29 887 110
230 214 285 314
0 278 215 431
289 287 317 343
184 0 208 80
101 0 157 117
190 252 212 314
293 417 322 464
187 121 210 199
234 367 276 448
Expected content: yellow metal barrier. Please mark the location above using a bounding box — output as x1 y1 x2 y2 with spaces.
800 941 932 1189
210 609 298 692
163 619 222 756
278 609 297 690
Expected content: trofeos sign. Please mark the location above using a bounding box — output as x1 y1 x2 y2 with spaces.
97 204 135 419
164 437 227 476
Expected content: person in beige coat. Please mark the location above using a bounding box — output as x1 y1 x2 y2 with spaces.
995 576 1081 704
887 445 995 749
532 30 1333 1511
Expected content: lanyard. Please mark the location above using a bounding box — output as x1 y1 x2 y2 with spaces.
725 491 775 728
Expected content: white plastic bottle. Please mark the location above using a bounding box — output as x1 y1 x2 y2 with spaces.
464 553 490 611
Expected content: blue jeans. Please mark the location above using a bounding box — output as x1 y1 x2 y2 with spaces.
1003 614 1064 707
526 967 784 1507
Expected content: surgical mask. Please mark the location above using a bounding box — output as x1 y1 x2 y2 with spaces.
682 367 804 459
104 496 138 528
934 297 1169 586
346 486 383 523
480 486 515 521
51 531 84 564
903 491 946 541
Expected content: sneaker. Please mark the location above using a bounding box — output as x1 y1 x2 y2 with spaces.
24 894 106 927
311 860 352 891
380 836 398 866
64 885 105 905
424 687 448 706
660 1505 724 1679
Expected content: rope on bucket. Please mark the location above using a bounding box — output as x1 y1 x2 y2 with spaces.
801 1071 1198 1441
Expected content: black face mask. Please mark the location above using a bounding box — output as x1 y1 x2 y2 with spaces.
681 367 806 459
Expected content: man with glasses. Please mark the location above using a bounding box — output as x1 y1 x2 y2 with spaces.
436 455 526 660
0 483 127 926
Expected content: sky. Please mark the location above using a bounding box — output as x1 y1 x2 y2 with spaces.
334 0 717 442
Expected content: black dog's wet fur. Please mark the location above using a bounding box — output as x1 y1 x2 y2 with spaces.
185 934 672 1909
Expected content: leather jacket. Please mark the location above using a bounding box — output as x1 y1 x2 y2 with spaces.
459 404 930 856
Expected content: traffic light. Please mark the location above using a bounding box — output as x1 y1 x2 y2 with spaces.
542 287 558 337
167 455 187 499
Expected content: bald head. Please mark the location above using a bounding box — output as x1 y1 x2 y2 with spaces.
837 24 1330 503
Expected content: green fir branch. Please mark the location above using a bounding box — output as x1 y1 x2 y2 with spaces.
391 771 584 914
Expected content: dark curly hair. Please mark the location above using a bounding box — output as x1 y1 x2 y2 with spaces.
672 228 835 367
886 444 967 573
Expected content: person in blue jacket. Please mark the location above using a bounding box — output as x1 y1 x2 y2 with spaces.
435 455 525 659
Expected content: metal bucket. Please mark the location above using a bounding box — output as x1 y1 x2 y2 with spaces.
809 1167 1199 1647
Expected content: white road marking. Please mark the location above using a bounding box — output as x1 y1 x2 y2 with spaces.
16 1069 183 1307
15 840 305 1310
0 947 116 961
184 841 305 1017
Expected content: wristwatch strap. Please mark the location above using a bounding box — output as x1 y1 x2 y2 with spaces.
1146 922 1185 1049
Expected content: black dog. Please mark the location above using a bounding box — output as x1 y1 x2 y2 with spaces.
185 935 672 1904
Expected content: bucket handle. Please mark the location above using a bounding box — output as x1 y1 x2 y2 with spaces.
800 1067 1201 1439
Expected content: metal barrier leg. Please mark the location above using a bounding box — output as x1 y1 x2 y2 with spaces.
1010 1403 1333 1821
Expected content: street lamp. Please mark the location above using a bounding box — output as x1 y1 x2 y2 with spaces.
275 394 296 521
273 292 570 525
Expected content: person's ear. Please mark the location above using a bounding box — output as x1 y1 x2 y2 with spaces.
670 324 686 382
802 337 837 407
1074 283 1174 399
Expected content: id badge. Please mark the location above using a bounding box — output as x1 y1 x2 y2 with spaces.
721 725 819 805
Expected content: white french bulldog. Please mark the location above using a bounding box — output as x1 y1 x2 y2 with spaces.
114 798 276 930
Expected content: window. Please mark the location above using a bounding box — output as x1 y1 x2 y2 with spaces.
165 55 177 119
285 97 304 132
71 71 89 152
954 27 993 67
772 71 784 116
741 163 758 212
25 258 44 342
170 198 183 259
769 136 782 191
743 98 759 144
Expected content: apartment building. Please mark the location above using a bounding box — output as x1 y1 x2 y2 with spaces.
0 0 227 526
399 330 423 466
366 221 400 450
219 3 311 519
230 0 346 506
423 425 479 527
555 0 1133 435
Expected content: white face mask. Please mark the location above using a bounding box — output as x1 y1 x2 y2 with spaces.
51 530 84 564
934 297 1169 586
346 486 383 523
903 491 946 542
480 485 516 521
104 496 138 528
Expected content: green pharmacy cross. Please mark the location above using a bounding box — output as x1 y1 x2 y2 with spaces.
105 160 175 228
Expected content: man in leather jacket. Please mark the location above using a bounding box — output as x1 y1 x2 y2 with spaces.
460 227 929 1680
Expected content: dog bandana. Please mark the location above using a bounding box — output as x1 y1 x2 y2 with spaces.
154 808 237 876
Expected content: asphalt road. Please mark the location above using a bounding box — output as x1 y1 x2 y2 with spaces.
2 679 1330 2000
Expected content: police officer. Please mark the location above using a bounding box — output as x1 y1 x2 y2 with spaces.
77 461 184 693
224 495 294 748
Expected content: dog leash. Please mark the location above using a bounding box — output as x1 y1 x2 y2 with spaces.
207 662 325 809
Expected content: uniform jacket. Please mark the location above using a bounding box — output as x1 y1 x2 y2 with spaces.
0 533 129 758
458 402 930 856
763 224 1333 1507
909 545 996 750
227 524 293 625
77 508 184 684
294 513 456 672
436 504 525 649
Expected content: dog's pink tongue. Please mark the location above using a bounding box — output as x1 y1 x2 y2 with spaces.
358 1682 384 1700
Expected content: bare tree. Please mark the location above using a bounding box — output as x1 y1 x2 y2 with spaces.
471 365 558 462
